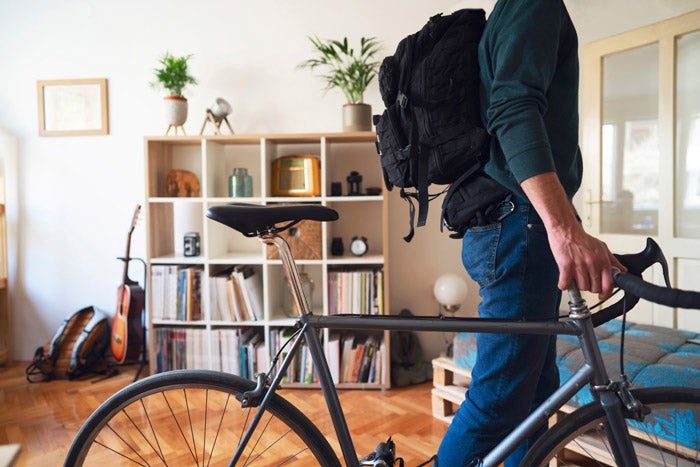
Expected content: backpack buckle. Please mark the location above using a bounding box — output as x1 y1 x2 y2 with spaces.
397 92 408 108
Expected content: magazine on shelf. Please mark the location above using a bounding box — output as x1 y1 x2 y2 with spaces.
327 268 384 315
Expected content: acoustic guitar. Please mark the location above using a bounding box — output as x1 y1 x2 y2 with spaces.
111 205 145 364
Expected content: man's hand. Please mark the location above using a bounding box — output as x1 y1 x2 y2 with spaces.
521 172 625 300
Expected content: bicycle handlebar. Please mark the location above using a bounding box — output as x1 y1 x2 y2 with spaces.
613 271 700 310
592 238 700 326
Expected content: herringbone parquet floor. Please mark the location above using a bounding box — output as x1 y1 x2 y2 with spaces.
0 362 447 466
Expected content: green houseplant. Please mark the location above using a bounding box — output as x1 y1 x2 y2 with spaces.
151 52 198 134
299 36 380 131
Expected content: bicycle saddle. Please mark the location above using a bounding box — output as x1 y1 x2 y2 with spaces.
206 203 339 237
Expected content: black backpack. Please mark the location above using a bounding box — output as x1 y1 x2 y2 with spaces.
26 306 112 382
374 9 509 241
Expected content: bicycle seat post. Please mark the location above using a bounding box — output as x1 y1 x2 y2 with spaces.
261 232 313 317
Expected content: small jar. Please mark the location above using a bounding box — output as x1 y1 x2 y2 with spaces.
229 168 253 197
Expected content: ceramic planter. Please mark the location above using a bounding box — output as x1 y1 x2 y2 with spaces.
342 103 372 132
164 95 188 126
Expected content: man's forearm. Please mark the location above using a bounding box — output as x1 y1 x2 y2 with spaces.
520 171 622 298
520 171 578 234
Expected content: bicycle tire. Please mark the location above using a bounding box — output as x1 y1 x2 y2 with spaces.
522 386 700 466
64 369 340 466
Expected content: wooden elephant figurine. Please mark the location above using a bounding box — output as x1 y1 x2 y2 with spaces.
166 169 200 197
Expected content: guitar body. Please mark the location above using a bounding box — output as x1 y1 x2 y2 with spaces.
110 205 145 364
111 281 145 363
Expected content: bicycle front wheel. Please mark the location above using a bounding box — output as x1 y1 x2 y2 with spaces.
65 370 340 466
522 386 700 466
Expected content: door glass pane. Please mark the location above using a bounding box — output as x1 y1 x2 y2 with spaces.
675 29 700 238
601 43 659 234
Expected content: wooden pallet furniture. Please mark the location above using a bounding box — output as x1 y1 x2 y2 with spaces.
431 356 471 423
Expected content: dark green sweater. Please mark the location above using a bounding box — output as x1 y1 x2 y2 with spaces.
478 0 582 199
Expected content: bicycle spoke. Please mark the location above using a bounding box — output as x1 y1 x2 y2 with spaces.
139 397 166 462
103 423 152 466
182 388 200 466
93 438 148 466
205 392 231 467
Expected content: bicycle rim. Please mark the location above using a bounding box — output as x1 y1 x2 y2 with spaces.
64 370 340 466
522 386 700 466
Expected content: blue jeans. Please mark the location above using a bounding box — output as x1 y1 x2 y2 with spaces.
436 195 561 466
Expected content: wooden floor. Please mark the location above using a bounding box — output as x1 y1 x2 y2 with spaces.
0 361 447 466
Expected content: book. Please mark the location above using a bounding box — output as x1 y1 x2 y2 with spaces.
340 335 355 383
326 335 341 384
358 335 377 383
234 266 263 321
232 268 254 321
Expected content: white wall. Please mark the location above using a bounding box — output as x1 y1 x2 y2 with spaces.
0 0 697 361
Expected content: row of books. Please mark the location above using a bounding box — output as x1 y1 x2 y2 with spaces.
268 330 384 385
154 326 384 385
215 327 268 378
154 327 207 372
150 266 384 322
338 334 384 384
327 268 385 315
150 266 203 321
154 326 267 377
209 266 264 322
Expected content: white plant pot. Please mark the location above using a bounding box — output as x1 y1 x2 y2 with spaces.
164 96 188 126
342 103 372 132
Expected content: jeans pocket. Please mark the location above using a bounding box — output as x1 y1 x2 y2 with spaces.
462 222 501 287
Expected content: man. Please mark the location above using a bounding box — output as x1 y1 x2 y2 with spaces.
436 0 625 465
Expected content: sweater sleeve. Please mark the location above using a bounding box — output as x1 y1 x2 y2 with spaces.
483 0 565 183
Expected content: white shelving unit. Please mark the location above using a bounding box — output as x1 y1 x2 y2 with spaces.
144 132 390 389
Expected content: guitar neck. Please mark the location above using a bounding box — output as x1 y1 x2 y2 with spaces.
121 205 141 286
121 234 133 285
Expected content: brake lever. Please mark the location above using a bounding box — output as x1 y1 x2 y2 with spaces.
613 237 670 287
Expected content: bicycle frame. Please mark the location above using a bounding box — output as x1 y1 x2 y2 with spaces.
229 232 642 467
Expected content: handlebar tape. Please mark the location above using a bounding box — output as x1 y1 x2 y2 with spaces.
614 272 700 310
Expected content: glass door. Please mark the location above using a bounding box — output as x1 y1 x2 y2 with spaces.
581 10 700 331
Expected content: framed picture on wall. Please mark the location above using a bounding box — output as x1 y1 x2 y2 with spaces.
37 78 109 136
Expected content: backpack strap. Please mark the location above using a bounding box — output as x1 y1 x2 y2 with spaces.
47 310 77 361
25 311 76 383
69 306 109 371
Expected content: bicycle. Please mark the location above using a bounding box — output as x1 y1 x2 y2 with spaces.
65 203 700 466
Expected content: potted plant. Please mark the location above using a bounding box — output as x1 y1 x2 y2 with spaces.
299 36 380 132
150 52 198 134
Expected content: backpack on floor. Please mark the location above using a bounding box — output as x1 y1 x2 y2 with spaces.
390 309 432 387
374 8 502 242
26 306 111 383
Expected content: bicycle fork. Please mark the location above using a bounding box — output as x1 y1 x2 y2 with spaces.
566 285 641 467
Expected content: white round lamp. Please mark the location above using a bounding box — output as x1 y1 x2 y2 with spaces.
210 97 232 121
433 273 468 313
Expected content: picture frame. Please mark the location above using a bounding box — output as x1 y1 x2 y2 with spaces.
37 78 109 136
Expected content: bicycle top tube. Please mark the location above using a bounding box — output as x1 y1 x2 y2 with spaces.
302 313 582 336
207 203 338 237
